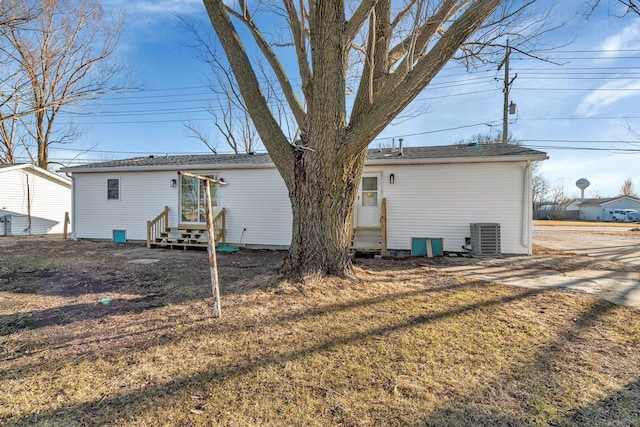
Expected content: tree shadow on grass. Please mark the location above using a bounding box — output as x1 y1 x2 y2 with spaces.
1 280 470 373
5 276 638 426
0 252 464 340
561 378 640 426
417 299 640 426
417 378 640 427
0 294 167 337
8 283 557 426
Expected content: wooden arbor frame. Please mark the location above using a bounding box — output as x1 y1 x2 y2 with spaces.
178 171 228 318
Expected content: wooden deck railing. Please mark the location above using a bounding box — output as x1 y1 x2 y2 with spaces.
212 208 226 245
380 197 387 256
147 206 169 248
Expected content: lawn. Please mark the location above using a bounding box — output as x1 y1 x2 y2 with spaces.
1 237 639 426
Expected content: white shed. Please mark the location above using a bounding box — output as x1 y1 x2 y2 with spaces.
61 144 547 255
0 164 71 236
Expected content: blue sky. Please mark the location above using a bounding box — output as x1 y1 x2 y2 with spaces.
51 0 640 199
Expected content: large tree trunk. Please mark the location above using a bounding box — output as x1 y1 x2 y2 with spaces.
280 148 367 279
278 0 357 279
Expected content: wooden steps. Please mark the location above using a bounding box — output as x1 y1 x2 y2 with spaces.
147 208 226 250
350 227 383 254
149 225 222 250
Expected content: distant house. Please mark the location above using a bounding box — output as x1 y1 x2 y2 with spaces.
61 144 547 256
0 164 71 236
568 196 640 221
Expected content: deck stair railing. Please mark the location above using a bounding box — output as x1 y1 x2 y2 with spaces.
147 206 169 248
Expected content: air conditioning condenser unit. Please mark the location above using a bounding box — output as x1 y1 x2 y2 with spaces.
470 223 501 256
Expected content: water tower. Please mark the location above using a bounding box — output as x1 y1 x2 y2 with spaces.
575 178 590 199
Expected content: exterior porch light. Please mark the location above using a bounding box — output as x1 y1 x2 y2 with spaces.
170 179 177 188
389 173 395 184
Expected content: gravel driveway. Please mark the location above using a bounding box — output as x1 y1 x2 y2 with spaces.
440 225 640 308
534 225 640 266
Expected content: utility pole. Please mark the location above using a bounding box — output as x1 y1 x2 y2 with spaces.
498 40 517 143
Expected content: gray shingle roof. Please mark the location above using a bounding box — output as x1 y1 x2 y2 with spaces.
577 196 640 206
366 143 546 160
61 143 547 172
65 152 272 169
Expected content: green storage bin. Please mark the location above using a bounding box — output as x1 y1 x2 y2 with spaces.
411 237 443 257
113 229 126 243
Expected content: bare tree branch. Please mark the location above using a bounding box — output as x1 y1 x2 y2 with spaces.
344 0 378 45
283 0 312 102
0 0 127 168
203 0 294 182
226 3 305 128
346 0 504 156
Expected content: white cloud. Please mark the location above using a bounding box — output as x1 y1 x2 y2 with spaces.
576 77 640 116
106 0 203 16
103 0 204 29
600 19 640 54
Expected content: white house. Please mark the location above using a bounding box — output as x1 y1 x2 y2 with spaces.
570 197 640 221
61 144 548 255
0 164 72 236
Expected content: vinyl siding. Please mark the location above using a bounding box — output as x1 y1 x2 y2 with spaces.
0 168 71 235
217 168 292 247
365 161 531 254
71 161 532 254
73 168 292 245
73 171 181 240
580 206 604 221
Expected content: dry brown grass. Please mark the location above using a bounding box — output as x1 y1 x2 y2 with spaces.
534 220 633 228
1 238 639 426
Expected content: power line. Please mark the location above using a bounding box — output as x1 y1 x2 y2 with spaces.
46 122 495 156
516 87 640 91
519 116 640 121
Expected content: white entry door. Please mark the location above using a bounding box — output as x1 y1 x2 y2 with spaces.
356 173 382 227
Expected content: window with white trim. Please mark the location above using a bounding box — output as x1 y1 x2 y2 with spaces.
107 178 120 200
180 174 218 222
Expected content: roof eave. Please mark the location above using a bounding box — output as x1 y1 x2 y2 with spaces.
601 196 640 206
3 163 71 188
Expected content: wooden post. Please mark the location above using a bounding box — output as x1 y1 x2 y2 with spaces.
221 208 226 245
178 171 227 318
204 182 221 317
63 212 70 239
380 198 387 257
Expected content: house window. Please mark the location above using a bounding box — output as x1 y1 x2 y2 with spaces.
361 177 378 207
180 174 218 222
107 179 120 200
